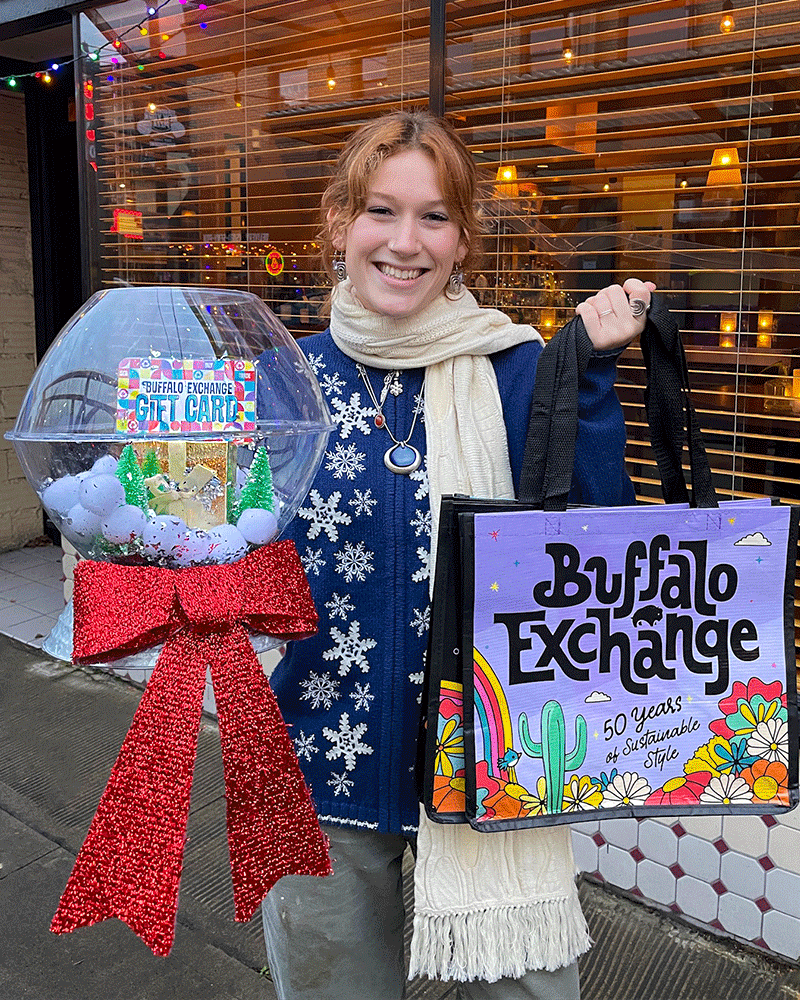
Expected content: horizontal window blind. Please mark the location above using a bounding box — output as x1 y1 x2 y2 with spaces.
78 0 427 336
445 0 800 496
444 0 800 660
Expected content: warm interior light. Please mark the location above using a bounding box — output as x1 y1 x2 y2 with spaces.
603 182 610 192
148 102 157 112
233 90 243 108
758 309 773 330
326 62 336 91
494 163 519 198
719 313 739 338
680 179 688 188
756 333 772 348
540 307 557 329
720 1 735 33
562 42 574 62
704 147 744 202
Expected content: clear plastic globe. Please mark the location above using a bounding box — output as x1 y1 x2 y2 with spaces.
8 286 334 567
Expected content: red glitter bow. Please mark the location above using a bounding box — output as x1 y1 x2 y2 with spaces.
51 541 332 956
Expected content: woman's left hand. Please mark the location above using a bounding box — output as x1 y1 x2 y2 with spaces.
575 278 657 352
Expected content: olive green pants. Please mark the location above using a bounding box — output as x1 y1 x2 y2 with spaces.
261 824 580 1000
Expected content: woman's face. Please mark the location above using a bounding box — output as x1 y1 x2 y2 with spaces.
337 148 467 319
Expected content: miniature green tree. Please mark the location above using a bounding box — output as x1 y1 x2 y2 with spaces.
234 446 275 521
141 449 162 478
116 443 149 513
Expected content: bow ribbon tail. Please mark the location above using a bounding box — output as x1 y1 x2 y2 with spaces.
50 630 207 956
207 624 332 919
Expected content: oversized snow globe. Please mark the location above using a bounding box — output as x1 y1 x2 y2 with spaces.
8 285 334 664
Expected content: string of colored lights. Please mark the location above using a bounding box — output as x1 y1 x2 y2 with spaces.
1 1 212 89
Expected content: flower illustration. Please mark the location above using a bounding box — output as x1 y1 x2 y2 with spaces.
713 735 758 776
562 775 603 812
746 717 789 765
685 735 734 777
645 771 713 806
435 714 464 777
590 768 618 791
740 759 790 805
602 771 652 808
432 772 465 813
482 782 531 820
700 773 753 806
710 677 787 739
519 776 549 816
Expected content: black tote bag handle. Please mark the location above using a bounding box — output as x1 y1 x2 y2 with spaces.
518 293 718 511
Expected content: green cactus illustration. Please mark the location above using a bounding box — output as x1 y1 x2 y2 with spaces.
518 701 587 813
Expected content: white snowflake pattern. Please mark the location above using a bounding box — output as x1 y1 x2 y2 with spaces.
349 488 377 517
411 546 430 583
306 352 325 375
331 392 376 439
408 671 424 685
334 540 375 583
301 546 326 576
297 489 352 542
323 712 374 771
327 771 354 797
410 508 431 537
410 605 430 636
351 681 375 712
410 458 429 500
322 620 377 676
387 375 403 396
413 389 426 424
320 371 346 396
325 442 366 481
325 592 355 620
299 671 341 710
293 730 319 761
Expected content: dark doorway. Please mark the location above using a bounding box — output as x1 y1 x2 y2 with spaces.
24 59 83 360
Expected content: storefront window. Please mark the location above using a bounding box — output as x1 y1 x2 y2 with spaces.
77 0 800 532
445 0 800 515
77 0 427 336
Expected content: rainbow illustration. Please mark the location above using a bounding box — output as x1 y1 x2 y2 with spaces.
472 648 515 779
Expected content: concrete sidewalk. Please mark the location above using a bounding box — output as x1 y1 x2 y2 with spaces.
2 635 800 1000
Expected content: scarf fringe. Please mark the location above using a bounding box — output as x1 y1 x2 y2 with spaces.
408 894 592 984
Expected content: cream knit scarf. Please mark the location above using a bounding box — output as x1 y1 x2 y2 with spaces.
330 279 591 984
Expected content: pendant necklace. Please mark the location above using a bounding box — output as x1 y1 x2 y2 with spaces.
356 363 425 474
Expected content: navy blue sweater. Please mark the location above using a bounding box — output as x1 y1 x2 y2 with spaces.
270 332 634 834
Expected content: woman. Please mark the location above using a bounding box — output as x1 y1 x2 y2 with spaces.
262 110 654 1000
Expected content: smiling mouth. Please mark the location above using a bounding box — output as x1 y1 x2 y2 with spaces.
375 263 427 281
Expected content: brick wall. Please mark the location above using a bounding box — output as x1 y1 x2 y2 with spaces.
0 91 41 550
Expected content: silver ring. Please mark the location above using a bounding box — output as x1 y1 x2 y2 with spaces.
598 308 614 317
630 299 648 318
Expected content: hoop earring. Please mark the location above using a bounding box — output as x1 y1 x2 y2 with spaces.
332 250 347 282
449 260 464 294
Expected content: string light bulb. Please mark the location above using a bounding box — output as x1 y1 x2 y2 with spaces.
140 25 148 35
43 72 52 83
